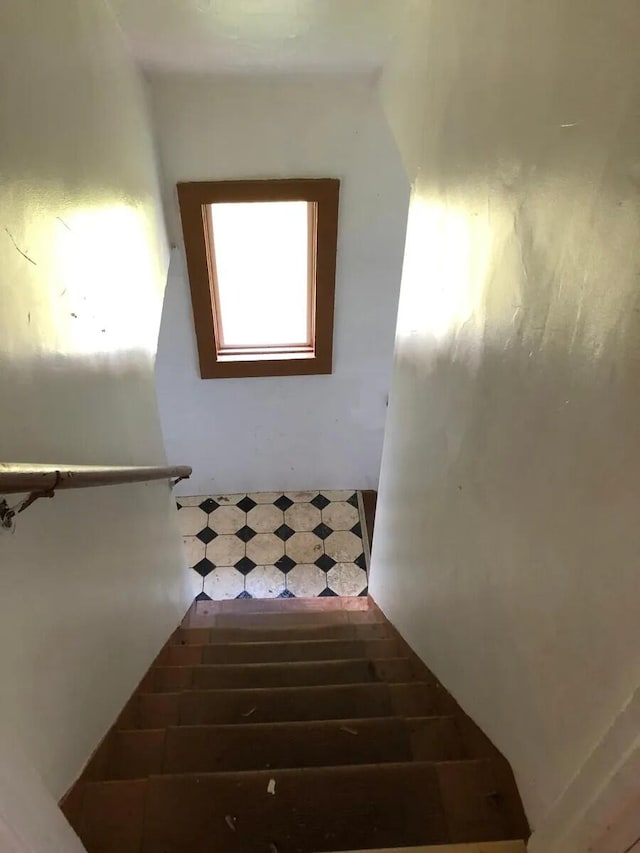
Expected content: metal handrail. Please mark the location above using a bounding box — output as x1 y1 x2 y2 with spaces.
0 463 191 494
0 463 191 530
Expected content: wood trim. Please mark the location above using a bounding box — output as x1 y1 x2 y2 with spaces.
306 201 318 348
177 178 340 379
203 204 226 351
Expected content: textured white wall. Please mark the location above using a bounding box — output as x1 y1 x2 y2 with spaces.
373 1 640 850
151 73 409 495
0 0 194 844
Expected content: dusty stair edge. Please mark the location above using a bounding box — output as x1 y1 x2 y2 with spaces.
326 842 527 853
190 596 375 614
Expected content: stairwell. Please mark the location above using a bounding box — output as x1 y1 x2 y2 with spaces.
61 596 529 852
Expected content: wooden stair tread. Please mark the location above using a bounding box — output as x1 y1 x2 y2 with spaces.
148 658 420 691
76 761 528 853
186 608 385 629
63 597 529 852
163 637 400 665
97 716 472 778
175 622 393 643
122 682 458 728
190 596 374 615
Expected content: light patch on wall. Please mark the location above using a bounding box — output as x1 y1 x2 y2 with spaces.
395 193 490 353
50 204 162 356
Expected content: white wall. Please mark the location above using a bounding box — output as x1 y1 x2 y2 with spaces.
0 0 194 846
151 73 409 496
372 1 640 850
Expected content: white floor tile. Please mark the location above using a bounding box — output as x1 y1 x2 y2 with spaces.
182 536 205 567
177 506 208 536
206 535 244 567
245 565 285 598
210 494 245 504
286 532 324 563
324 530 363 563
203 566 245 600
286 564 328 597
285 490 319 502
327 563 368 596
322 501 359 531
247 492 284 503
284 502 322 532
321 490 355 502
208 505 245 534
246 534 285 565
247 504 283 533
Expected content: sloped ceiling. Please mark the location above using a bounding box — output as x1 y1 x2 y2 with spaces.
108 0 406 74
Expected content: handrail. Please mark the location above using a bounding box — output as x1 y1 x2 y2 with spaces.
0 463 192 495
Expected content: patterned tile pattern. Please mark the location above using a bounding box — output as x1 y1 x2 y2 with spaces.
177 491 368 600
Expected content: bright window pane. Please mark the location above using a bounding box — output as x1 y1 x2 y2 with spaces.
210 201 311 349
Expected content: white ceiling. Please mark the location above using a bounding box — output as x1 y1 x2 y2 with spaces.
109 0 406 74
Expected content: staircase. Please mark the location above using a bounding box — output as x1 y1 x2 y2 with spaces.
61 596 528 852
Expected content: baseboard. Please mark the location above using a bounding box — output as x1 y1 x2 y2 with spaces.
357 490 373 572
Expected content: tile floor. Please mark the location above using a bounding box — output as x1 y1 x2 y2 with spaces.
177 491 369 600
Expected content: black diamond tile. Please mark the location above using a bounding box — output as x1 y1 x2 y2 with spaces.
199 498 219 513
196 526 217 545
275 555 296 574
347 492 359 508
234 556 257 575
237 496 257 513
315 554 337 571
193 557 215 578
351 521 362 538
275 524 295 541
278 589 296 598
310 494 330 510
355 553 367 570
313 523 333 540
274 495 294 511
319 587 338 597
236 590 253 599
176 501 183 510
358 586 369 597
236 525 257 543
195 591 212 602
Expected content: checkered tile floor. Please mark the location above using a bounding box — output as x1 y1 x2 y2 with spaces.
177 491 369 600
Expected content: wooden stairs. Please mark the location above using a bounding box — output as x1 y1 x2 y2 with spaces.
61 596 529 852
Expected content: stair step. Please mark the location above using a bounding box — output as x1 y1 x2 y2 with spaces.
331 844 527 853
148 658 419 691
120 682 457 729
173 622 392 644
162 637 400 666
194 596 373 614
102 716 468 778
187 609 384 629
76 761 528 852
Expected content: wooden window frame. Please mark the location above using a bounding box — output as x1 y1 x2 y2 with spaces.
177 178 340 379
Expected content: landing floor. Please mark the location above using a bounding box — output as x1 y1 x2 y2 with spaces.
177 491 370 600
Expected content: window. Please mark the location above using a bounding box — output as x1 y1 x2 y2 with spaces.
177 178 340 379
